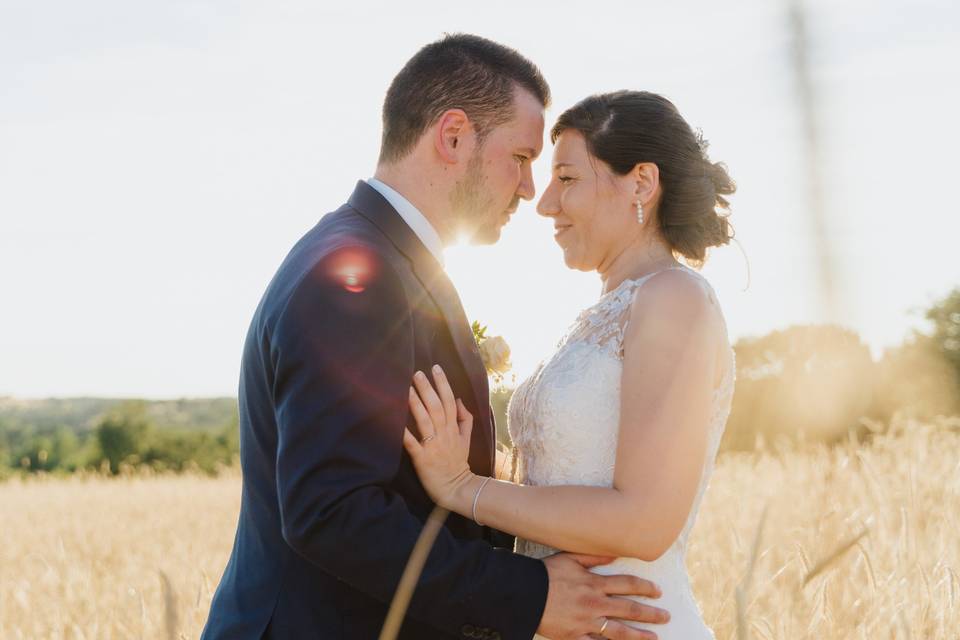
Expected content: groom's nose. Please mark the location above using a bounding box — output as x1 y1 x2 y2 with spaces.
517 160 535 201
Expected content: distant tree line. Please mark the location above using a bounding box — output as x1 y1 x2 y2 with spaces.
3 288 959 479
0 399 238 479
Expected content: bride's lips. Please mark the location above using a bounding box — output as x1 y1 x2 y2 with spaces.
554 224 573 242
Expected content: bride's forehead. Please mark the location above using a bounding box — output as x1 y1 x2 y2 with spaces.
552 131 591 164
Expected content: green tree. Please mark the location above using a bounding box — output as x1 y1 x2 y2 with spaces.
723 324 876 450
49 427 81 471
15 435 54 471
925 287 960 385
95 401 151 474
872 334 960 421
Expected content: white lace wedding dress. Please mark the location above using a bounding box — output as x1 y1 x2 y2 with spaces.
507 266 735 640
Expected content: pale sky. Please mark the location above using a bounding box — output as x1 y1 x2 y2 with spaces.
1 0 958 398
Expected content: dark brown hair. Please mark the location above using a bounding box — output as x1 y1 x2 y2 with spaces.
552 91 735 265
378 33 550 164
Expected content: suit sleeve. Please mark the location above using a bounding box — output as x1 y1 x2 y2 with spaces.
270 246 548 640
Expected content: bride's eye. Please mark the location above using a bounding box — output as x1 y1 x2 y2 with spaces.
558 176 574 184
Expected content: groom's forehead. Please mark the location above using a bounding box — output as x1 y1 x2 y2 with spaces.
503 95 545 154
496 126 543 160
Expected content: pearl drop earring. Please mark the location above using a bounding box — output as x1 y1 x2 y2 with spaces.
635 199 645 225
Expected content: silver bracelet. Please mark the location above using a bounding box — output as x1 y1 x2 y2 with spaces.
472 476 493 526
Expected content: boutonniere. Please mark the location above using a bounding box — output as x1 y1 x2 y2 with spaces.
471 321 512 385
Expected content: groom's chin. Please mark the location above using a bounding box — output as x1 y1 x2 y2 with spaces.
472 226 504 246
460 222 504 246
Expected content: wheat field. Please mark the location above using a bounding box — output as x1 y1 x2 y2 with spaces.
1 418 957 640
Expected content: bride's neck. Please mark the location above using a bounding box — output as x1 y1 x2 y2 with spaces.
599 233 679 295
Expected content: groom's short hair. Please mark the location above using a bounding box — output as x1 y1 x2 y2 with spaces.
378 33 550 164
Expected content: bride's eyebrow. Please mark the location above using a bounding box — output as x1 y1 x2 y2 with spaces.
553 162 574 170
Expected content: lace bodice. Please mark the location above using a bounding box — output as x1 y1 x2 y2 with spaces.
507 266 735 639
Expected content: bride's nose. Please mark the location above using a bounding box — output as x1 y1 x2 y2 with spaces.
536 182 560 218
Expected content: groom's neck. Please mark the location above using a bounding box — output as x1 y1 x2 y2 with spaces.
373 164 453 247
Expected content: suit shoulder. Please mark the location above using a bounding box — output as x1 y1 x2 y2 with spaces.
257 207 410 330
295 207 406 274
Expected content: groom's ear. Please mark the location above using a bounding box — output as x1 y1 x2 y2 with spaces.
434 109 473 164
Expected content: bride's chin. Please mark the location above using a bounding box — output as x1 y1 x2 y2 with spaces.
561 254 590 272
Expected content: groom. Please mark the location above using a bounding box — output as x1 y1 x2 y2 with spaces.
203 34 668 640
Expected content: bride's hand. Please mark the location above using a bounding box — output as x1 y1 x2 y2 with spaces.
401 365 477 509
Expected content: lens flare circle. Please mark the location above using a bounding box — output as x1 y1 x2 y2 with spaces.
326 246 378 294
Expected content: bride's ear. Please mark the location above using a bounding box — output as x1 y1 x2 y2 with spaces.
632 162 660 208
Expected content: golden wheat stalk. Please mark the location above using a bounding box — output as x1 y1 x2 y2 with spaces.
159 570 179 640
736 504 769 640
378 506 450 640
801 527 870 587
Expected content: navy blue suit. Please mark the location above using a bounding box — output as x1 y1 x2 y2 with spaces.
202 181 549 640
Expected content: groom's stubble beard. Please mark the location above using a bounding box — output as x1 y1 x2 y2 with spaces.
448 148 503 245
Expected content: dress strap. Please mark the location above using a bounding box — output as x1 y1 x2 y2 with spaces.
617 265 695 294
626 265 721 318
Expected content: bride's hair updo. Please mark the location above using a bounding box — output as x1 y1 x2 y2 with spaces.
552 91 735 265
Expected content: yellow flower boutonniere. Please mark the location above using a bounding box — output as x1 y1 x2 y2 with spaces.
471 321 512 385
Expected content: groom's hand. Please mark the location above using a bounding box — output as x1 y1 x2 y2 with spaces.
538 553 668 640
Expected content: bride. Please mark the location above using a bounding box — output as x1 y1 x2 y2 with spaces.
401 91 737 640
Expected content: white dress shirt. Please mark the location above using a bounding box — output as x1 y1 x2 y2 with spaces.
366 177 445 267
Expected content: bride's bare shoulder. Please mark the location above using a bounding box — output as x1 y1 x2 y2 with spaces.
635 268 721 317
624 268 728 353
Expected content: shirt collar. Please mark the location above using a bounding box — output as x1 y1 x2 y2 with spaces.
366 177 445 267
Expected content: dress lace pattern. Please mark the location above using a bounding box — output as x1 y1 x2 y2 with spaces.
507 266 735 639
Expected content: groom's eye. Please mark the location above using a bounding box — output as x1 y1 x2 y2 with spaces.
514 154 528 165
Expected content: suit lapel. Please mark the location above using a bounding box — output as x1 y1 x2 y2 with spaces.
413 264 492 439
347 181 494 475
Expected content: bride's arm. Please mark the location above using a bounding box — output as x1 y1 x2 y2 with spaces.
406 271 723 561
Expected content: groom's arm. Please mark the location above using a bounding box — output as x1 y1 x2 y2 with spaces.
270 245 548 640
